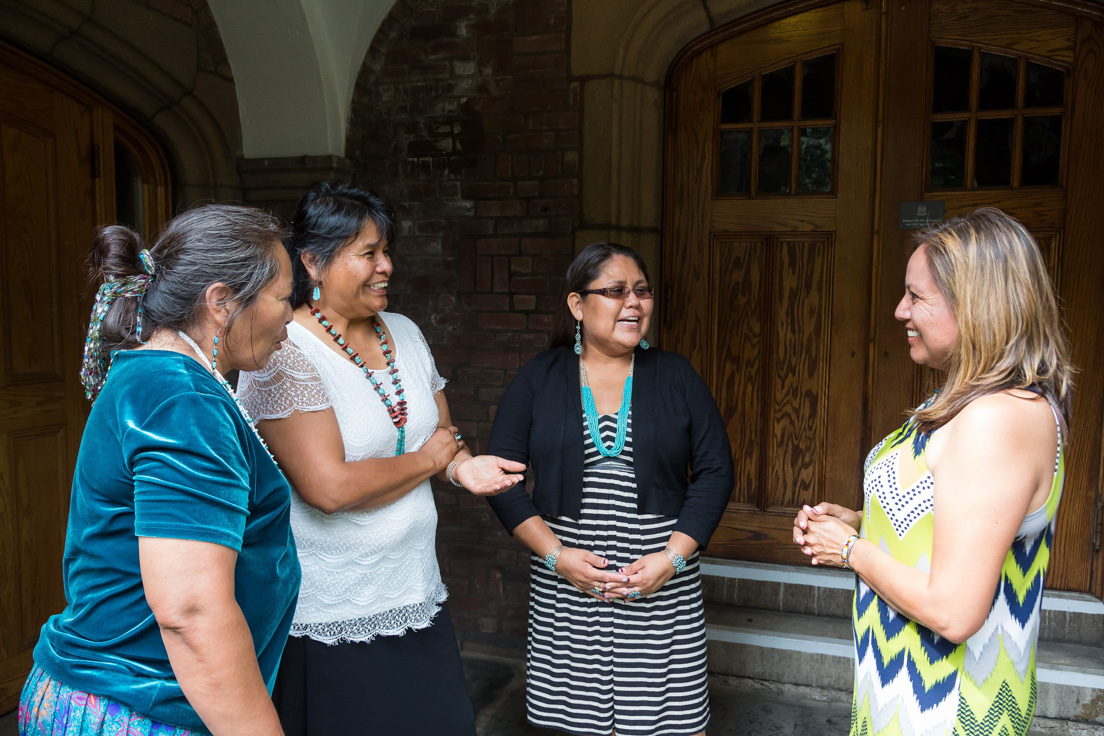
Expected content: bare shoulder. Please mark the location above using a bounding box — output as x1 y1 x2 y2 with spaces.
929 390 1057 468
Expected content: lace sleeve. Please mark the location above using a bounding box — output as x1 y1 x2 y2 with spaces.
411 323 448 394
237 338 332 420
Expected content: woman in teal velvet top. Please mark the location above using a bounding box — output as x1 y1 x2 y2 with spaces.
20 206 300 736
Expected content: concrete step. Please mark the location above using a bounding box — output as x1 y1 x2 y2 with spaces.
701 557 1104 646
704 603 1104 727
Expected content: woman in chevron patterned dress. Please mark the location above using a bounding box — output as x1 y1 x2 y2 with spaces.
792 207 1074 736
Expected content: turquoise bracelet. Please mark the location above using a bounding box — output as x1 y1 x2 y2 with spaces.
664 548 686 574
543 545 563 572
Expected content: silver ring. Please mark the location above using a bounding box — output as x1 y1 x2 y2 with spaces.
454 432 462 444
589 587 602 595
627 590 642 599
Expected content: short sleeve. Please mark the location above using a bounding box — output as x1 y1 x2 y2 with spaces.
127 393 252 551
238 337 333 420
411 322 448 394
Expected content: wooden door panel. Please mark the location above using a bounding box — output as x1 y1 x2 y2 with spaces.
0 49 97 714
1 123 63 382
714 236 764 505
930 0 1077 63
710 198 836 232
713 4 845 89
768 236 831 509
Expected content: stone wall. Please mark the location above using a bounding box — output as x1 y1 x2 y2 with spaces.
348 0 580 651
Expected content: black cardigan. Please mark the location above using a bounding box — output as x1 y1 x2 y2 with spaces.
485 345 735 547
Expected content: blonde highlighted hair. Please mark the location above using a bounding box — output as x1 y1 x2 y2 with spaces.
911 207 1074 436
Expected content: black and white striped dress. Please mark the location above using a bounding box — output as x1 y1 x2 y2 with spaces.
526 411 710 736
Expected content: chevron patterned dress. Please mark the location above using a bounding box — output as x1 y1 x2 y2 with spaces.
850 401 1065 736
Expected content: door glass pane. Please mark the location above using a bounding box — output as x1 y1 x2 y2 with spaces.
978 53 1017 110
930 120 967 189
721 81 753 124
1021 115 1062 186
1025 62 1064 108
760 66 794 122
933 46 972 113
975 118 1014 186
758 128 792 193
798 127 832 193
719 130 751 194
801 53 835 120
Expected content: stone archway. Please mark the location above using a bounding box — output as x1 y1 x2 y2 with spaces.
0 0 242 203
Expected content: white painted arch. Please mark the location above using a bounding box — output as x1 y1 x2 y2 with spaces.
207 0 395 158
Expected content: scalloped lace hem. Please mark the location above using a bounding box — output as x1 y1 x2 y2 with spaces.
289 583 448 646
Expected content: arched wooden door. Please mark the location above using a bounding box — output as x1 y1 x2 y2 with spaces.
663 0 1104 598
0 43 172 713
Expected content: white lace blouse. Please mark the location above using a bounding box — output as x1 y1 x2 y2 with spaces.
238 313 448 645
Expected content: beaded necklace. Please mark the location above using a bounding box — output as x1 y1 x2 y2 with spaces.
579 354 634 458
175 331 280 469
309 307 408 456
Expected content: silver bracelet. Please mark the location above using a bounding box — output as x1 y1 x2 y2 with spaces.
543 545 563 572
446 458 464 487
664 548 686 574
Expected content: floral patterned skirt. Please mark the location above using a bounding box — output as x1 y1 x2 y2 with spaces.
19 665 204 736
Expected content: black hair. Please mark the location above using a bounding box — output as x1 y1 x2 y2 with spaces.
549 242 651 349
286 181 396 308
90 204 284 351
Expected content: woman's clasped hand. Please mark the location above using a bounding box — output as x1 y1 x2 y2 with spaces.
792 503 863 567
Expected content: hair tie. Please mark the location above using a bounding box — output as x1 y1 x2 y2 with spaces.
80 272 155 401
139 248 156 277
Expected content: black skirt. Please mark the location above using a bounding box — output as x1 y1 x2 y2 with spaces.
273 603 476 736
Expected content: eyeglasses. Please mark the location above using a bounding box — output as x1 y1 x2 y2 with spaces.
578 286 655 300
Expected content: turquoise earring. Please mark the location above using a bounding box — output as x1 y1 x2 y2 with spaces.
574 321 582 355
640 338 650 350
312 284 321 302
211 326 222 373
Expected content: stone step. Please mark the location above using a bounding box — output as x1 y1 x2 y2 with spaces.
704 603 1104 727
700 557 1104 646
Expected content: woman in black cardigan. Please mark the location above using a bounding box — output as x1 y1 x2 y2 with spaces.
484 242 734 736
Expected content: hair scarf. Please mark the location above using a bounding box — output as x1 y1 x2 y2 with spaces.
79 249 157 401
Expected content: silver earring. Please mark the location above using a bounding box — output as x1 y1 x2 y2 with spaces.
312 284 321 302
574 321 582 355
639 338 650 350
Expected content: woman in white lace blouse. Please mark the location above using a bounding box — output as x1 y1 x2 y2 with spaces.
238 182 523 735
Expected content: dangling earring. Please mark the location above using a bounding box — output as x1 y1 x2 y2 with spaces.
211 326 223 373
574 321 582 355
312 283 321 302
639 338 650 350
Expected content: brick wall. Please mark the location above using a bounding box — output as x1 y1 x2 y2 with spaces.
347 0 580 652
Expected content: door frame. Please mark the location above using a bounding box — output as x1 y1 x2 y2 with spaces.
661 0 1104 600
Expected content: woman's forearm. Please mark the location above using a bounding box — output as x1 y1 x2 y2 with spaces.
158 602 283 736
512 516 562 558
847 540 983 643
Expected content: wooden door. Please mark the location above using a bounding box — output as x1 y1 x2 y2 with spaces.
870 0 1104 595
665 0 1104 596
664 0 881 563
0 45 99 713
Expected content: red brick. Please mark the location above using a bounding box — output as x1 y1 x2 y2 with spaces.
542 179 578 196
513 294 537 310
478 312 527 330
476 237 519 255
476 199 526 217
493 256 510 291
510 256 533 273
513 34 565 54
529 198 578 215
463 181 514 198
511 276 550 292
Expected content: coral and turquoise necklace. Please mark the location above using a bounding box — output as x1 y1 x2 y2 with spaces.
310 308 408 455
579 354 634 457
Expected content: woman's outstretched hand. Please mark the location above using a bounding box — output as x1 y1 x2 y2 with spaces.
793 503 859 567
453 455 525 496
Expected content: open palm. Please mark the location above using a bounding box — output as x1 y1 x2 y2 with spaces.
455 455 525 496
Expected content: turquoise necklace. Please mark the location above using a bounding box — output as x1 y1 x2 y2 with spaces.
579 354 634 457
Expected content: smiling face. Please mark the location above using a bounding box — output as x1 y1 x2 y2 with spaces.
569 254 654 359
894 244 958 371
223 243 294 373
310 220 392 319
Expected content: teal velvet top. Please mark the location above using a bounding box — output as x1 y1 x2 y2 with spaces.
33 350 301 732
